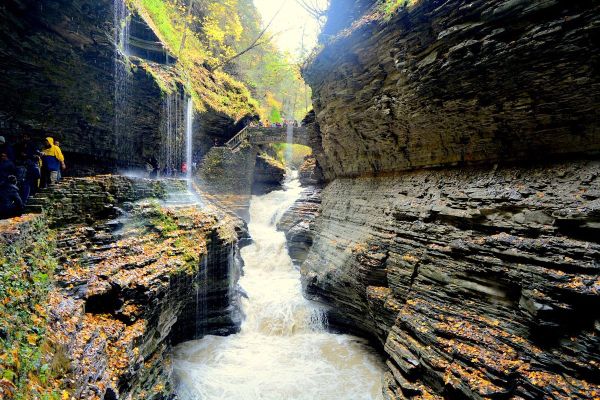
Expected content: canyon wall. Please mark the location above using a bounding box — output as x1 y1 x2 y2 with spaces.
304 0 600 179
0 0 254 173
299 1 600 399
0 176 246 399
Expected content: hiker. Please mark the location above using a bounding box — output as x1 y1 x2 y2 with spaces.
54 140 63 182
146 156 159 179
0 152 16 186
0 136 15 162
41 137 65 187
20 155 41 204
15 133 38 163
0 175 24 218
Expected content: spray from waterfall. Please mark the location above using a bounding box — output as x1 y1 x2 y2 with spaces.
160 92 186 177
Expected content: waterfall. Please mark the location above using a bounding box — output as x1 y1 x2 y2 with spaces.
286 123 294 166
113 0 131 158
185 97 194 185
173 173 385 400
160 92 186 177
195 255 209 338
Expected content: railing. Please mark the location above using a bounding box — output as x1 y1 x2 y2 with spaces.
226 125 309 151
225 125 249 150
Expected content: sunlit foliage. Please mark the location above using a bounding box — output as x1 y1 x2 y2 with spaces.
131 0 312 122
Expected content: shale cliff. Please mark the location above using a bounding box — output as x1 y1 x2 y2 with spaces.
304 0 600 179
298 1 600 399
0 177 246 399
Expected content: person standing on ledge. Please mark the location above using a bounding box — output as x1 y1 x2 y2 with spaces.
0 175 24 218
54 140 64 182
41 137 65 187
0 136 15 162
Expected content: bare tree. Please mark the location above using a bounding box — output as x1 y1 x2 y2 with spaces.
295 0 329 26
213 1 287 70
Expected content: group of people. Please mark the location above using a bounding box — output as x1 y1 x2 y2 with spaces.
145 156 197 180
250 120 301 128
0 134 66 219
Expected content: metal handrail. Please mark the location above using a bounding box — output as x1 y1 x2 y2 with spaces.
225 125 249 150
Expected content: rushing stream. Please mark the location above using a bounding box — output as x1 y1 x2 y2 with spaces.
173 174 384 399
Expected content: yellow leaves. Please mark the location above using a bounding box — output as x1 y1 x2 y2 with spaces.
26 334 38 346
0 378 16 397
62 390 70 400
350 243 367 254
402 253 419 263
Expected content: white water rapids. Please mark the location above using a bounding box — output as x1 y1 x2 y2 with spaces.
173 174 384 400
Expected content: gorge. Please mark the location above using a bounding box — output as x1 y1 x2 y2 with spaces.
1 0 599 399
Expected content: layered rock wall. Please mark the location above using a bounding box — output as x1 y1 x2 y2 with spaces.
299 1 600 399
301 160 600 399
304 0 600 179
0 176 246 399
253 154 286 194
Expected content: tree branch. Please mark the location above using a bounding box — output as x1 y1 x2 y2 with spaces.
179 0 195 56
295 0 328 23
213 1 287 70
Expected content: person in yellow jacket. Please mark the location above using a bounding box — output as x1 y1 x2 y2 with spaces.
41 137 65 187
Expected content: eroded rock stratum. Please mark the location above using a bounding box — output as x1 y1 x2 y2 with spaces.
296 1 600 399
0 176 246 399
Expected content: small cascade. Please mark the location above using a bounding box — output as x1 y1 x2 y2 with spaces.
195 255 209 338
173 173 384 399
113 0 132 158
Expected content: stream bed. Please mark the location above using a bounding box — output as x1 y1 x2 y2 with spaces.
173 174 384 400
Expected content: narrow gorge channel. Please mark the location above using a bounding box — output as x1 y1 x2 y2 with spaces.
1 0 598 399
173 173 384 399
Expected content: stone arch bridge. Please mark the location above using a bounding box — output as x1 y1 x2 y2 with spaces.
226 126 310 151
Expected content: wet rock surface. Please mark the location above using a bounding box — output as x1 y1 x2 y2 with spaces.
301 160 600 399
278 186 322 267
298 155 325 187
252 154 285 195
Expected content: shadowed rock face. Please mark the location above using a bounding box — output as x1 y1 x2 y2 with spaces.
299 1 600 399
252 154 285 195
277 185 322 267
304 0 600 179
0 0 246 174
0 0 166 170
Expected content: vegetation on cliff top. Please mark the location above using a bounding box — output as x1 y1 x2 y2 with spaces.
130 0 312 122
